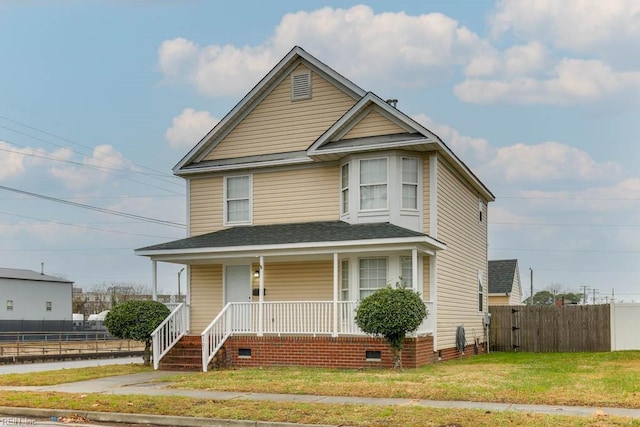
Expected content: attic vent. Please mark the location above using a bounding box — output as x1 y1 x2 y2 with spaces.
291 71 311 100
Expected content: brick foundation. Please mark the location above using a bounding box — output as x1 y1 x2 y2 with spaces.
218 335 483 369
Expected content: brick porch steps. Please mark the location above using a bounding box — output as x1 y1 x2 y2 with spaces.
157 335 203 371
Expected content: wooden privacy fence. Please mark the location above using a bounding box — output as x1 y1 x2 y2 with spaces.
489 304 611 352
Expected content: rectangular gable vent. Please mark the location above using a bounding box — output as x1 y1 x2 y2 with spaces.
291 71 311 100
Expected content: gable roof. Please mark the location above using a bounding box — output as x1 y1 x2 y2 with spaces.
0 267 73 284
173 46 494 201
488 259 519 294
136 221 446 259
173 46 366 173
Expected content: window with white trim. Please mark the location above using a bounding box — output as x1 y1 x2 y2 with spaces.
6 300 13 311
478 198 483 223
400 256 413 289
225 175 251 224
46 301 52 312
402 158 418 209
341 260 349 301
341 164 349 214
359 258 387 299
359 158 387 210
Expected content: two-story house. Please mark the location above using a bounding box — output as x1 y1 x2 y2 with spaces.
136 46 494 371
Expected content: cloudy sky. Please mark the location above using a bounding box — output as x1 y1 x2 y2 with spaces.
1 1 639 302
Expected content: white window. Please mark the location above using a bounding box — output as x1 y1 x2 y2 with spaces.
359 158 387 210
291 71 311 100
341 164 349 214
6 300 13 311
225 175 251 224
402 158 418 209
478 198 484 223
341 260 349 301
46 301 52 312
400 256 413 289
359 258 387 299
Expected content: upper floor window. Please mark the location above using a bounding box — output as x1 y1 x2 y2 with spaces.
360 158 387 210
225 175 252 224
46 301 52 312
341 164 349 214
402 158 418 210
478 198 484 223
6 300 13 311
359 258 387 299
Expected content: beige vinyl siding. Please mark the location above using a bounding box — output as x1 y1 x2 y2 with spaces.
205 64 356 161
189 176 224 236
436 156 488 350
189 264 223 334
489 295 510 306
342 109 406 139
251 260 333 301
422 256 431 301
253 165 339 225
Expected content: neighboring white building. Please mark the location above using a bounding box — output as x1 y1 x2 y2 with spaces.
0 267 73 320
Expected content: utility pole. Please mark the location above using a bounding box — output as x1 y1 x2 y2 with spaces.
177 267 185 300
529 267 534 305
592 288 599 304
580 285 590 304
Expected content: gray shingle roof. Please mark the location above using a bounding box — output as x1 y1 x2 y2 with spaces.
0 268 72 283
137 221 434 252
488 259 518 294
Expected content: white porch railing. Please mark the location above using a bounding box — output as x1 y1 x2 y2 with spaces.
151 303 188 370
198 300 435 372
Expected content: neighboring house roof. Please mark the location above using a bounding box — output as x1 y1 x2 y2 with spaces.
136 221 446 257
172 46 494 202
488 259 518 294
0 267 73 284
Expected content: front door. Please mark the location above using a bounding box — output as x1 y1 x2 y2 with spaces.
224 265 252 332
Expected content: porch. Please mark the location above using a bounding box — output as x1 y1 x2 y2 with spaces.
153 299 434 371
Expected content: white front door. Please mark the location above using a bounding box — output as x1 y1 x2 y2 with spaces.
224 265 252 331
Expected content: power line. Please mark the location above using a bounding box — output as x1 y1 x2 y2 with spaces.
0 138 185 195
0 210 182 239
0 114 179 181
491 248 640 253
0 184 186 228
491 222 640 228
498 195 640 201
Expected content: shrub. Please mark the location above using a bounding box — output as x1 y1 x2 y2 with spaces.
105 300 170 366
355 286 427 368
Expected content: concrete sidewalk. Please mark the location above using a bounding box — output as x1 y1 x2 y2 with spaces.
2 370 640 426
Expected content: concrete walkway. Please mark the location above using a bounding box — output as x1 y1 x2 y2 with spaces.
1 360 640 425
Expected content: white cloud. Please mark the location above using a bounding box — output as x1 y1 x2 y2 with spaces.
412 113 491 164
0 141 73 181
465 42 548 78
157 5 486 96
491 0 640 54
484 141 622 183
455 59 640 105
49 145 133 190
165 108 219 149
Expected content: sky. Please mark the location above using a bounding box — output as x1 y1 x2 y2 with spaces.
1 1 639 302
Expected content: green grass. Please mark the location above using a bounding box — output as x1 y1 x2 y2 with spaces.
0 364 151 386
0 391 636 426
2 352 640 425
158 351 640 408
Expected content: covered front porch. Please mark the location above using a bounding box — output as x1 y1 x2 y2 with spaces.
135 221 445 371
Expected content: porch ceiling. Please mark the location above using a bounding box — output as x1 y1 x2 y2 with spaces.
135 220 445 263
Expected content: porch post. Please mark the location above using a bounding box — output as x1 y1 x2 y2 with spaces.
258 256 264 337
151 260 158 301
412 248 418 293
430 254 438 351
333 252 338 337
